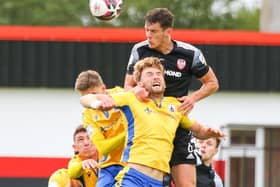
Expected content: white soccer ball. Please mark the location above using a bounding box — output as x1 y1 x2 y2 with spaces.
89 0 123 21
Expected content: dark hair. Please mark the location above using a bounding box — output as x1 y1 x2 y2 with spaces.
145 8 174 29
215 137 221 148
73 125 88 155
73 125 87 141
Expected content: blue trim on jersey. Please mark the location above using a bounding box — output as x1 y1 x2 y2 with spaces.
120 106 134 162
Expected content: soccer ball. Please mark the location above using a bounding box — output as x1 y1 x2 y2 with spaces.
89 0 123 21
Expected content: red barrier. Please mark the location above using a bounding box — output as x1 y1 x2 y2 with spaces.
0 156 69 178
214 160 225 181
1 25 280 45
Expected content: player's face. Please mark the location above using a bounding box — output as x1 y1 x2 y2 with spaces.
144 22 169 50
197 138 218 162
140 67 165 94
73 132 97 159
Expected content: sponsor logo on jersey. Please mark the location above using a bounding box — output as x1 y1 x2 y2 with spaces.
186 153 195 160
165 70 182 78
168 104 176 113
176 59 186 70
144 107 153 114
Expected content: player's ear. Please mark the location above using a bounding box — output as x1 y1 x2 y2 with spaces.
165 27 172 35
101 84 106 91
72 144 78 153
137 81 144 87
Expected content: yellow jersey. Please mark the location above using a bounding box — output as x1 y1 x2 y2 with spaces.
83 86 127 168
111 91 195 173
48 168 83 187
48 168 71 187
68 155 98 187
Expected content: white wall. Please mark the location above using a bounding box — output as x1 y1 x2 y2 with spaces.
0 88 279 157
0 88 83 157
190 91 280 128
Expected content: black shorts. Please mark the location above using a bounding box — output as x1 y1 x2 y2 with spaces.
169 127 198 167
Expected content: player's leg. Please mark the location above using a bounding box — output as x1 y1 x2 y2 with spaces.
171 164 196 187
170 128 198 187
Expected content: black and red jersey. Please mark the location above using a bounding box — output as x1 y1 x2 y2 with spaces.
126 40 209 97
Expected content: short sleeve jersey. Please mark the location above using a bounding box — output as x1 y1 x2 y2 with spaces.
110 91 195 173
83 86 126 168
126 40 209 97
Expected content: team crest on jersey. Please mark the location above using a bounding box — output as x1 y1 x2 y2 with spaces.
93 114 99 121
168 104 176 113
176 59 186 70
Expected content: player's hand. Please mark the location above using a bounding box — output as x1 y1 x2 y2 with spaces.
177 95 195 115
132 82 149 102
82 159 98 169
207 128 226 139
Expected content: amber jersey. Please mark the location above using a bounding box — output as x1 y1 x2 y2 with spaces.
126 40 209 97
111 91 195 173
83 86 127 168
68 155 98 187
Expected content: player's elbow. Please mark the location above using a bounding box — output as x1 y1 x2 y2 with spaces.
207 68 219 93
212 81 219 93
208 78 219 94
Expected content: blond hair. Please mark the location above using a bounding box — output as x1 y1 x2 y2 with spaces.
133 57 164 82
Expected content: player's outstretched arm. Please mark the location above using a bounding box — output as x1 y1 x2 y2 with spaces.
80 94 116 110
190 122 225 140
